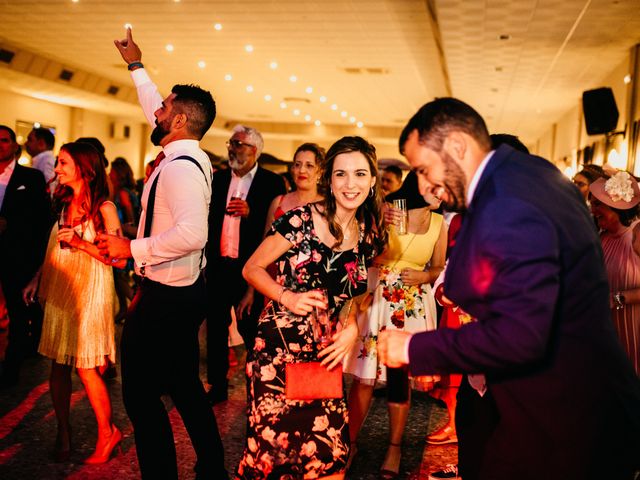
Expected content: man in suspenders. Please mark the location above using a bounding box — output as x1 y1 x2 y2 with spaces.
98 28 227 479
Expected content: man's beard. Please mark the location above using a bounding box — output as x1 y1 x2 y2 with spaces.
150 119 171 146
441 150 467 213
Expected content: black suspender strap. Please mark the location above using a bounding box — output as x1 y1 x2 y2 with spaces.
140 155 211 275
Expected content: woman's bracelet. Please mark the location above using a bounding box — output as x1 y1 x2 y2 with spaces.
277 286 287 305
127 61 144 71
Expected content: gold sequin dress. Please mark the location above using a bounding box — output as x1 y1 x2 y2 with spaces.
38 220 116 368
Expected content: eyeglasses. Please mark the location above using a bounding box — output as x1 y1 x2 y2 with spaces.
226 139 255 150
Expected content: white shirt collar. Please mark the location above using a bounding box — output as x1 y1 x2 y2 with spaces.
466 150 495 206
162 139 200 159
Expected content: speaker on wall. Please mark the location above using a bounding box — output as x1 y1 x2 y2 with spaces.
582 87 619 135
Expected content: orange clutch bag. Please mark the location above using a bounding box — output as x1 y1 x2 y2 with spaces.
285 362 343 400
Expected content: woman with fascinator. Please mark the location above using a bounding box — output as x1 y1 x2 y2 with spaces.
589 170 640 375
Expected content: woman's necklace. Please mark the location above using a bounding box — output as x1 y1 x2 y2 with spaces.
338 215 357 241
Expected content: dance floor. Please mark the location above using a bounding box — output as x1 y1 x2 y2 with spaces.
0 325 456 479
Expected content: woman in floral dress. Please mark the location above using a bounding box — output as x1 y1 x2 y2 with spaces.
238 136 387 479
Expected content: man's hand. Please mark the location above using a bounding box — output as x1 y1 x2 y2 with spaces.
236 288 255 321
226 198 250 218
378 330 412 368
96 233 133 264
114 27 142 65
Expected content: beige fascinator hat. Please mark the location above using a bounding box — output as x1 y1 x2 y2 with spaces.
589 171 640 210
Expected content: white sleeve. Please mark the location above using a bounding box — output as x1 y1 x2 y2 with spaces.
130 68 163 127
130 161 209 265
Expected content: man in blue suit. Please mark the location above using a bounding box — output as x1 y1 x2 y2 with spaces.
379 98 640 480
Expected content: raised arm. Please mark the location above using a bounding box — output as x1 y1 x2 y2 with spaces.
113 28 162 127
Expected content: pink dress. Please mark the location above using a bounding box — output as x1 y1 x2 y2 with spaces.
600 220 640 375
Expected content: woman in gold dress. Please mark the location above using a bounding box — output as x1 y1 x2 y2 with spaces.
23 142 124 463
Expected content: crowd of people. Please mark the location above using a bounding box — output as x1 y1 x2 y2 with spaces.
0 28 639 480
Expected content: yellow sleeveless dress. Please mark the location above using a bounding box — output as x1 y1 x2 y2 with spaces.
38 220 116 368
344 212 443 384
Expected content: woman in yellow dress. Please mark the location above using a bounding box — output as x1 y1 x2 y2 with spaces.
344 172 447 478
23 142 124 463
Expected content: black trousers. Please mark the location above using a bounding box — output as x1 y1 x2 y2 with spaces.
205 257 262 388
455 376 499 480
121 275 227 479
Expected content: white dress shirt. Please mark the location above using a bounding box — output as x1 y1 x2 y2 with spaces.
220 163 258 258
31 150 56 183
0 160 16 210
129 68 212 287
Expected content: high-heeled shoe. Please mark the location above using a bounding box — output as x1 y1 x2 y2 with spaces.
426 425 458 445
83 426 122 464
379 442 401 479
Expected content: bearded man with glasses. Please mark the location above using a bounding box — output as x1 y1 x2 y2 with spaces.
205 125 285 405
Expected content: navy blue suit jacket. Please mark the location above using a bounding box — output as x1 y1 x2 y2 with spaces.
408 145 640 479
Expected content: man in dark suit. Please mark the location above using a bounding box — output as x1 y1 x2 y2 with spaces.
205 125 285 404
0 125 51 386
379 98 640 480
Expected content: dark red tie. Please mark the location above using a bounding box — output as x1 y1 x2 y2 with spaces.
144 151 165 183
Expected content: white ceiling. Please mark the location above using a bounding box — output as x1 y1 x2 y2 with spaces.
0 0 638 147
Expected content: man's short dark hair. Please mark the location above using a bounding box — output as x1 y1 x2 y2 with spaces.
399 97 491 154
383 165 403 181
31 127 55 149
171 84 216 140
490 133 529 154
0 125 17 143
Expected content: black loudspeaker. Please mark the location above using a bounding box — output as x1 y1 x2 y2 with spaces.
582 87 619 135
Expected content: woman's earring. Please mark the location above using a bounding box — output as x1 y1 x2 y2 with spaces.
369 186 374 198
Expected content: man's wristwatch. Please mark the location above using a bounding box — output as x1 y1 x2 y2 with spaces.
614 291 626 310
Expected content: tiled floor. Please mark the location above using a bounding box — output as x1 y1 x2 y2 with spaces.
0 326 457 479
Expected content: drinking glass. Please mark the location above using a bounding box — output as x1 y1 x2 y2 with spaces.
387 365 410 404
58 211 72 250
392 198 408 235
225 188 244 215
311 288 332 348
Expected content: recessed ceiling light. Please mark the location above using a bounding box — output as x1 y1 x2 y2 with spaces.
165 44 174 52
305 86 313 94
314 120 322 127
34 122 41 128
624 74 631 84
124 23 133 30
304 114 312 122
270 61 278 69
71 0 79 3
293 109 301 116
214 23 222 31
245 44 254 53
340 111 347 118
319 96 327 103
356 121 364 128
280 102 287 109
349 116 356 123
246 85 254 93
264 94 272 101
289 75 297 83
224 74 232 81
330 104 338 111
198 60 206 68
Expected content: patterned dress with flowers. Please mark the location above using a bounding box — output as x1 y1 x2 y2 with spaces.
237 205 378 479
344 212 443 384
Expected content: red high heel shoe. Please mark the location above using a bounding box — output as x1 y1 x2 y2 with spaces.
83 426 122 464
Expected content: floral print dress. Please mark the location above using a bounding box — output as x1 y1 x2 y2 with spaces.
236 205 377 479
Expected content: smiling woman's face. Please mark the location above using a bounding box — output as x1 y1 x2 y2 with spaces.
330 151 375 215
